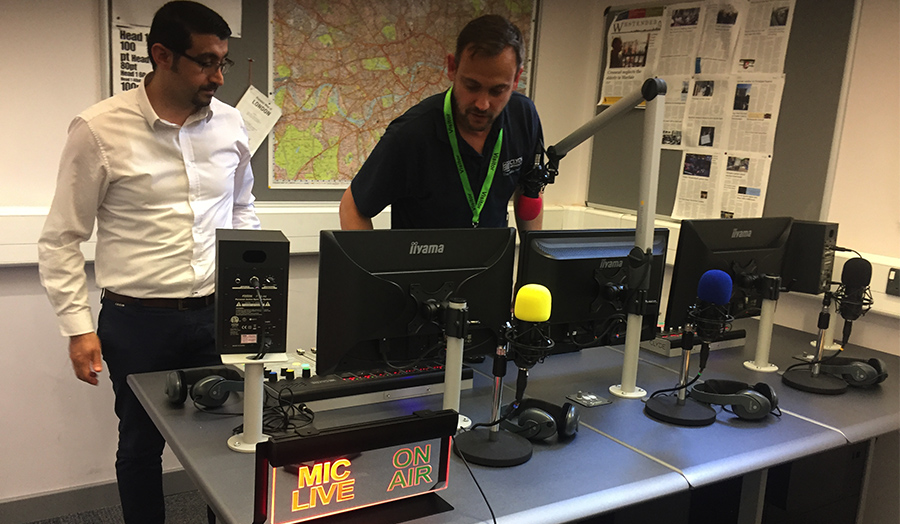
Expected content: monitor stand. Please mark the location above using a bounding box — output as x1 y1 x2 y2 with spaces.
443 299 472 430
743 277 781 373
743 297 779 372
221 352 289 453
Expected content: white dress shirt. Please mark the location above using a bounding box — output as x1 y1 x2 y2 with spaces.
38 78 260 337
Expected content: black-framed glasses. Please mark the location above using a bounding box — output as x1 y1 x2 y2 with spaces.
177 52 234 75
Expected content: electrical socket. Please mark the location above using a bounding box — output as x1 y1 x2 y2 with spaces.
887 268 900 297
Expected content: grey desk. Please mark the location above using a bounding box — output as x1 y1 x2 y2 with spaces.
129 366 689 524
639 319 900 443
504 344 848 488
128 321 899 523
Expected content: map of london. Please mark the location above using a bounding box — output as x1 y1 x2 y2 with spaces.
271 0 535 187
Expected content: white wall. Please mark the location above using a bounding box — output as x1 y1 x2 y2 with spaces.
0 0 102 208
1 0 898 508
827 0 900 259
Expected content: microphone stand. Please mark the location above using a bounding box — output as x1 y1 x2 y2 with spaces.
546 78 667 400
809 297 841 352
782 292 848 394
645 329 717 426
453 324 534 467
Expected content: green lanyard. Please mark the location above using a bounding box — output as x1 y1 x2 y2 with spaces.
443 87 503 227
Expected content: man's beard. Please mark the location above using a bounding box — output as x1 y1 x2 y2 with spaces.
456 106 495 133
192 83 218 108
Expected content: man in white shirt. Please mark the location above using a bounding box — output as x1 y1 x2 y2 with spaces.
37 2 259 522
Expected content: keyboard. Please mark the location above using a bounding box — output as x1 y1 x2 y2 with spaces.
265 361 474 411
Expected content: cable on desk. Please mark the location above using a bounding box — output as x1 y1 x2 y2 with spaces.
782 346 845 375
647 370 704 400
230 385 316 436
451 437 497 524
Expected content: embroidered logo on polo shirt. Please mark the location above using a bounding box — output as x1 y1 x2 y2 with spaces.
502 157 523 176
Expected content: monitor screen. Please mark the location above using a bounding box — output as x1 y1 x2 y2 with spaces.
515 228 670 353
664 217 793 331
315 228 516 376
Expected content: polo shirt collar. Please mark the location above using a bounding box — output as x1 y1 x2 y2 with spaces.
435 89 507 153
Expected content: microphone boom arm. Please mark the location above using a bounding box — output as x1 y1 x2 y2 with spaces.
546 79 667 184
548 78 667 398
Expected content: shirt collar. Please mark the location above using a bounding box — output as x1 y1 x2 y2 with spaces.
435 89 506 150
137 73 215 128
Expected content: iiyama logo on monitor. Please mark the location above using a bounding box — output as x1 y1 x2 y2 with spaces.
409 241 445 255
731 228 752 239
598 259 624 269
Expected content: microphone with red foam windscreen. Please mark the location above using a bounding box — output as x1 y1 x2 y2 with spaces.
516 154 548 221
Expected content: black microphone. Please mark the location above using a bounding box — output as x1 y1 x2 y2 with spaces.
687 270 734 368
834 257 873 347
515 154 548 221
836 257 872 322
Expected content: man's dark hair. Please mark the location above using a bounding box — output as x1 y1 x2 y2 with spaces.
147 1 231 69
455 14 525 70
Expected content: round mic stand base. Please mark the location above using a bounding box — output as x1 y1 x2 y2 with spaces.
782 368 848 395
644 395 716 427
454 428 533 467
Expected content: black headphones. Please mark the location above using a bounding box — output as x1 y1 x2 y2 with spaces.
500 398 580 441
690 379 779 421
819 357 888 387
165 366 244 408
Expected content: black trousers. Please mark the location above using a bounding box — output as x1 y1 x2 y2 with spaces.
98 298 220 524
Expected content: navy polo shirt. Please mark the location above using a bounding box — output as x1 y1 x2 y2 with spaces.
350 90 543 229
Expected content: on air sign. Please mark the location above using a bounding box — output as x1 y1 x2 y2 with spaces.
254 410 457 524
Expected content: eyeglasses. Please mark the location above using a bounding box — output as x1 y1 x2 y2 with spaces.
177 52 234 75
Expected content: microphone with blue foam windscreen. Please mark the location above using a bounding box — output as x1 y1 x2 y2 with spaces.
697 269 734 306
690 269 734 343
687 270 734 370
644 270 731 426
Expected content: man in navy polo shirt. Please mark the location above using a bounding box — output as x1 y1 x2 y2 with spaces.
339 14 544 234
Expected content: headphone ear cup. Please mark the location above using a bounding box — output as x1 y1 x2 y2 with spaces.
731 389 770 421
165 370 189 405
842 360 878 387
517 399 580 439
501 409 554 440
557 402 580 438
753 382 778 411
517 408 557 441
868 358 888 385
164 366 243 405
191 375 229 408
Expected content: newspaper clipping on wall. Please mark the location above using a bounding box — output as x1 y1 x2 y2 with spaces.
602 0 794 218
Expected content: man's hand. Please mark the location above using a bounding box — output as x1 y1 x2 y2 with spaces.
69 332 103 385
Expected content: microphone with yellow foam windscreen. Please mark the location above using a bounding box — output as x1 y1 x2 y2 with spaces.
507 284 555 401
514 283 552 323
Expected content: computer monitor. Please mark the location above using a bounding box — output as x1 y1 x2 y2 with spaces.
315 228 516 376
515 228 670 353
664 217 793 331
